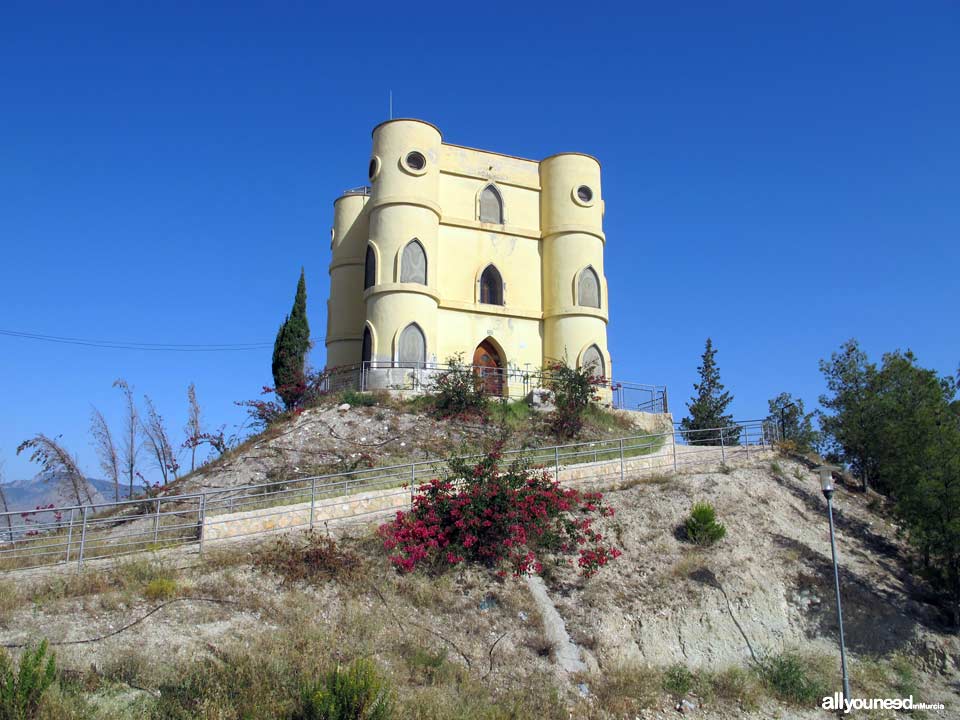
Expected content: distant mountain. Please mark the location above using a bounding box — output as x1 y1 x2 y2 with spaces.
0 473 143 513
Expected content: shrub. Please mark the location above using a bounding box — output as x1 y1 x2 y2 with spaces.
545 359 605 439
759 653 828 706
662 663 692 699
708 666 762 709
143 578 178 601
0 640 56 720
684 502 726 546
402 645 454 686
254 532 364 586
429 354 488 419
296 658 392 720
237 368 332 430
379 446 621 577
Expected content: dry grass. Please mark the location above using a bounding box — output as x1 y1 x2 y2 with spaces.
587 664 663 714
0 579 19 626
671 550 710 579
252 531 365 586
614 471 675 491
705 665 764 709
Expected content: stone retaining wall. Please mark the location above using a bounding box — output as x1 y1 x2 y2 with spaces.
202 441 773 543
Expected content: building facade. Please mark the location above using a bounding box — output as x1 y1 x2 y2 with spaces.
325 118 610 396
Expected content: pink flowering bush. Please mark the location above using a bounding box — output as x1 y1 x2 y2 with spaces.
379 446 621 578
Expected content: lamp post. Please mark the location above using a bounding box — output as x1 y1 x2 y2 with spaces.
818 465 851 705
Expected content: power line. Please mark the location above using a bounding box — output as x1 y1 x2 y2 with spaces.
0 329 273 352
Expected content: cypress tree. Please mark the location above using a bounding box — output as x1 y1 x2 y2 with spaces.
680 338 740 444
272 268 310 409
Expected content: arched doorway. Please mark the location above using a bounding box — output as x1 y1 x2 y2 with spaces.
473 339 505 397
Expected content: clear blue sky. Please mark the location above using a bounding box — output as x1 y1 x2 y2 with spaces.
2 2 958 482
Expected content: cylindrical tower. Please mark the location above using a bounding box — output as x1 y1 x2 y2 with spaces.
326 190 370 369
364 119 442 371
540 153 612 381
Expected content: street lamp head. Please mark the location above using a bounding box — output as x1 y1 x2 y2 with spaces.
817 466 835 499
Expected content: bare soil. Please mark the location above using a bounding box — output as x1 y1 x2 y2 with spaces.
0 455 956 718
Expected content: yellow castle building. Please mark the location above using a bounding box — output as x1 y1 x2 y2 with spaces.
325 118 610 397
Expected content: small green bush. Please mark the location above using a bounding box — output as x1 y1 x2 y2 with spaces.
143 578 178 601
403 645 454 686
759 653 827 706
545 359 605 439
296 658 392 720
684 502 727 546
662 663 692 699
0 640 56 720
428 354 488 419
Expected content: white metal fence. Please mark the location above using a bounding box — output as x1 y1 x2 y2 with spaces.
324 362 669 414
0 420 778 574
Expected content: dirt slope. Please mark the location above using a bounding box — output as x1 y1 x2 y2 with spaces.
0 455 955 718
174 398 667 494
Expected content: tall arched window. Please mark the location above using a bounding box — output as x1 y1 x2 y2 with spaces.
479 185 503 224
577 267 600 308
400 239 427 285
582 345 605 378
398 323 426 367
361 326 372 364
364 246 376 290
479 265 504 305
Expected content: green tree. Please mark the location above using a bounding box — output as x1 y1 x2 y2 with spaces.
869 351 960 627
766 392 818 451
817 339 880 491
272 268 311 409
680 338 740 445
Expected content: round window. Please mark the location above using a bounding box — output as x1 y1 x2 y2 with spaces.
368 156 381 181
577 185 593 203
405 151 426 171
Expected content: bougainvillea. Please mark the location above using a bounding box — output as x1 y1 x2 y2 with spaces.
544 359 607 439
379 446 621 578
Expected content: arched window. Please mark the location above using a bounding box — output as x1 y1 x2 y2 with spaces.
364 246 376 290
398 323 426 367
582 345 605 378
479 185 503 224
577 267 600 308
361 326 372 364
479 265 504 305
400 239 427 285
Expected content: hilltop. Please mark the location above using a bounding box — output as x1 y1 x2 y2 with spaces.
0 453 955 718
172 393 672 495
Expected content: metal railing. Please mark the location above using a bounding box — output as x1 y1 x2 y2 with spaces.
0 420 778 575
323 361 668 414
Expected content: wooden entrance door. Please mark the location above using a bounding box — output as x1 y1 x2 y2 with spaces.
473 340 505 397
